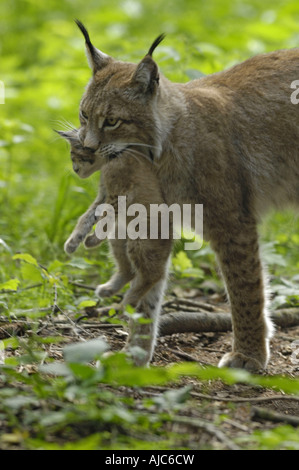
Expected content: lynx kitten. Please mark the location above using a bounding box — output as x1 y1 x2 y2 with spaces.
60 20 299 370
59 129 172 365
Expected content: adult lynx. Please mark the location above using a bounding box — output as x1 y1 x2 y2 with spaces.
62 20 299 371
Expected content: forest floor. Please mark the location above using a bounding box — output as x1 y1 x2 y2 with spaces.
1 284 299 450
101 288 299 449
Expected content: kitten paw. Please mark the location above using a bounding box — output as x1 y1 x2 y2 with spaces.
218 351 267 373
84 233 103 249
122 345 150 367
64 239 78 255
95 283 116 298
64 232 86 254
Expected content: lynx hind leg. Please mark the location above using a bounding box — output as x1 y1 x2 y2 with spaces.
95 238 135 298
211 221 274 372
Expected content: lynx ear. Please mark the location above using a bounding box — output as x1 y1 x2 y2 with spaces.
132 34 165 94
75 20 110 73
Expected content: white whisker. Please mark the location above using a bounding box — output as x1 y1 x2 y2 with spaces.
116 142 160 150
123 150 143 165
51 118 77 132
124 147 158 166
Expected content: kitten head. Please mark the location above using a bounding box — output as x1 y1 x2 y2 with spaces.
73 21 165 169
56 128 103 178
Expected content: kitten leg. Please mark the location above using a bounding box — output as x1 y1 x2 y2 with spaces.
211 221 273 372
84 232 103 248
121 238 172 307
124 275 168 367
95 238 135 298
64 196 103 254
121 246 171 367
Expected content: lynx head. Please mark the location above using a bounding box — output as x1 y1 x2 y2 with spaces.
68 21 165 178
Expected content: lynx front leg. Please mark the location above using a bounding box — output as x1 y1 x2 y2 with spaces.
211 222 274 372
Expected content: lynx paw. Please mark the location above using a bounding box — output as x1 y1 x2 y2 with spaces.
218 351 267 373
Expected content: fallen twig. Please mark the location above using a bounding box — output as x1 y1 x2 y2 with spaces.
251 406 299 427
146 386 299 404
168 347 211 365
69 281 96 291
163 297 223 312
170 415 240 450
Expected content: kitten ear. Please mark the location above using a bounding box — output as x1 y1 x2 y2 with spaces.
132 34 166 95
55 129 76 142
75 19 110 73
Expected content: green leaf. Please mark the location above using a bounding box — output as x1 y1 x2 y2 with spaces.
20 263 43 282
0 278 20 291
172 251 193 272
47 260 65 273
13 253 38 266
78 300 97 309
153 385 192 410
63 337 108 364
4 395 39 410
67 363 96 380
39 362 72 377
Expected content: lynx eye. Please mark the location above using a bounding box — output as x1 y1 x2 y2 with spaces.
104 118 120 129
80 110 88 121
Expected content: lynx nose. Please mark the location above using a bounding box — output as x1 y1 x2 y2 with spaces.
83 131 99 151
73 162 80 173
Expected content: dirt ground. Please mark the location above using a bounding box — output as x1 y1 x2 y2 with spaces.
1 285 298 449
93 287 299 449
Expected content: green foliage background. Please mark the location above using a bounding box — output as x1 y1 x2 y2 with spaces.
1 0 299 269
0 0 299 450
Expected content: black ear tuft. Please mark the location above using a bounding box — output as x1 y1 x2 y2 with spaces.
147 33 166 57
75 20 92 48
131 34 165 95
75 19 110 72
75 19 97 64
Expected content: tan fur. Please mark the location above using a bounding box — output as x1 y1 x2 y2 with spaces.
59 130 172 365
61 24 299 370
